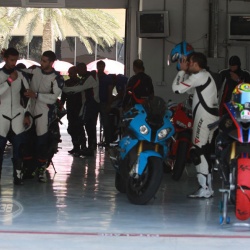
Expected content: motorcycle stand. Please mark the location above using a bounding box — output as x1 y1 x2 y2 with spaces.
47 159 57 173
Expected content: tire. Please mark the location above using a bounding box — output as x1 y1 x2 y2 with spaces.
126 157 163 205
172 133 191 181
115 172 126 193
163 160 172 174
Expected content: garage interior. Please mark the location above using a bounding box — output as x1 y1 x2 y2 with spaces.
1 0 250 249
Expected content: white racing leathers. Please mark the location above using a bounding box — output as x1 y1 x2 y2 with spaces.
0 68 30 138
24 67 64 136
62 73 100 109
0 68 30 182
172 69 219 176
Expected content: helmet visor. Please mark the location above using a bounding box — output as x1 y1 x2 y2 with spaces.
171 53 180 63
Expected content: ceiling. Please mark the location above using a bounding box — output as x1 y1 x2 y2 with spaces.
0 0 128 9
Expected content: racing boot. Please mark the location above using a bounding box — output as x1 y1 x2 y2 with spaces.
81 147 94 157
12 158 24 185
68 143 80 154
207 173 214 194
74 144 87 157
188 173 214 198
37 164 47 183
22 158 36 179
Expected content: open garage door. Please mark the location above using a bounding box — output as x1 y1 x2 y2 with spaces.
0 0 128 8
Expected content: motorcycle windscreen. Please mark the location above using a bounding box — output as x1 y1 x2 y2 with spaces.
143 96 166 132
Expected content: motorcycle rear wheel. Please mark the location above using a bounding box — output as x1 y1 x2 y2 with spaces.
172 134 191 181
126 157 163 205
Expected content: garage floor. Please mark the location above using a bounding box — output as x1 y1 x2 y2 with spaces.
0 118 250 250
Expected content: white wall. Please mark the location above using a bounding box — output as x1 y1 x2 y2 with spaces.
129 0 250 103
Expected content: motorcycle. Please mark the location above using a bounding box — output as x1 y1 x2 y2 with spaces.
46 98 67 170
109 96 175 205
167 96 193 181
212 83 250 223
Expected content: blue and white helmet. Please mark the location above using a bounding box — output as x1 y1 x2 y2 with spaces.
170 41 194 70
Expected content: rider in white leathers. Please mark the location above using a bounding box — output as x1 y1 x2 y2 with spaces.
23 51 64 183
172 52 219 198
0 48 30 185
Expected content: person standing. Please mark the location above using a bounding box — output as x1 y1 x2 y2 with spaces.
23 50 64 183
97 60 114 147
109 74 128 142
219 55 250 116
111 74 128 107
172 52 219 198
122 59 154 111
63 63 99 157
61 66 84 155
0 47 30 185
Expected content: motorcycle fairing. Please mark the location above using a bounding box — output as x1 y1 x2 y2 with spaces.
172 103 193 131
128 105 174 143
128 105 151 141
119 136 138 160
225 103 245 143
136 151 163 175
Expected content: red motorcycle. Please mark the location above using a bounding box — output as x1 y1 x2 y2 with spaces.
167 96 193 180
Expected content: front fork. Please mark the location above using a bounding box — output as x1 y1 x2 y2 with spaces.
229 141 236 162
130 142 161 177
136 141 160 155
228 141 236 193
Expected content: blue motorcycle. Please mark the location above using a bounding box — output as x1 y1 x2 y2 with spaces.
109 96 175 205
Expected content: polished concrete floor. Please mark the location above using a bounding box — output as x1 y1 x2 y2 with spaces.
1 117 250 250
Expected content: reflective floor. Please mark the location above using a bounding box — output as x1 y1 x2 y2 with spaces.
0 118 250 250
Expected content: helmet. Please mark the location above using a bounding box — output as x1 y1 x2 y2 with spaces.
170 41 194 70
231 83 250 110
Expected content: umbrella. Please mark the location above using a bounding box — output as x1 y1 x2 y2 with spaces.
87 58 124 75
53 60 74 75
0 59 40 68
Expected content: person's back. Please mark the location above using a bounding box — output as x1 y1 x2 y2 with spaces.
123 59 154 111
61 66 84 155
127 72 153 101
61 66 82 118
97 60 113 147
98 65 113 104
219 55 250 116
112 74 128 107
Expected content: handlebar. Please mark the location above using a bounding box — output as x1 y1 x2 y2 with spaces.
207 114 227 130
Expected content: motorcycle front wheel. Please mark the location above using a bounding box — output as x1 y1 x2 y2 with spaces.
126 157 163 205
115 172 126 193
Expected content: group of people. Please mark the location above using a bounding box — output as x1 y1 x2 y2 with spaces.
0 46 153 186
172 51 250 198
61 61 129 157
1 44 249 201
0 48 64 184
